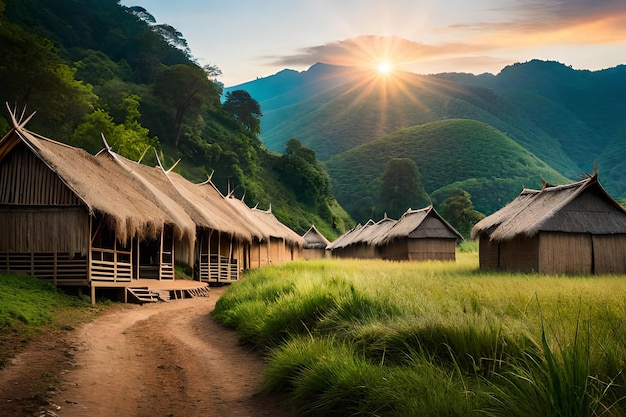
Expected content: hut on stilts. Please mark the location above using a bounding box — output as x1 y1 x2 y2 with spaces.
0 106 305 301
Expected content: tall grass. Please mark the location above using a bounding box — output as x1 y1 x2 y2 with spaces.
213 254 626 416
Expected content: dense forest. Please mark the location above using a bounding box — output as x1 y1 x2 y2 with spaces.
0 0 352 239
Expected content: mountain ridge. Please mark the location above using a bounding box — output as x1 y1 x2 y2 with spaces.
225 60 626 221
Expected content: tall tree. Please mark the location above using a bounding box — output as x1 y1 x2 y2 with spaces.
436 188 484 238
223 90 262 136
379 158 430 218
153 64 218 147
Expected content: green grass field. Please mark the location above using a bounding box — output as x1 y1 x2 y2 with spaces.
213 253 626 417
0 273 102 367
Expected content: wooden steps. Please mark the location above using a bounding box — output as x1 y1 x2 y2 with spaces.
127 285 210 303
127 287 163 304
185 286 210 298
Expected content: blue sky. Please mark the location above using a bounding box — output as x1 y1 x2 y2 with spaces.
121 0 626 86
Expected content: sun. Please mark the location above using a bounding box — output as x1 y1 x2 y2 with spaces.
377 62 393 75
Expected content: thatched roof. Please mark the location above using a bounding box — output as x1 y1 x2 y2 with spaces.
98 149 254 243
327 223 364 250
302 225 330 249
95 149 195 243
471 173 626 241
1 122 187 243
380 206 463 244
364 216 399 246
167 173 254 242
251 207 306 247
327 220 378 250
224 197 304 246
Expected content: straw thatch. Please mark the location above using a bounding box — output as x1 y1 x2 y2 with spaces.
1 124 182 244
168 173 254 242
95 149 195 245
251 206 306 247
302 225 330 249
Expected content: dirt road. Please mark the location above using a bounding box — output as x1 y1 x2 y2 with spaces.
0 287 290 417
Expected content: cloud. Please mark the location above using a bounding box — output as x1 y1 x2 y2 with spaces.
265 36 490 68
456 0 626 45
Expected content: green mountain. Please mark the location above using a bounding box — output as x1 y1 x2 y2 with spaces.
226 60 626 221
326 119 570 219
0 0 352 239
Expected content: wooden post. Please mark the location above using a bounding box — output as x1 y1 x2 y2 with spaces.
53 251 57 286
90 284 96 305
217 232 222 282
113 238 117 282
136 238 140 279
159 226 164 280
87 216 92 284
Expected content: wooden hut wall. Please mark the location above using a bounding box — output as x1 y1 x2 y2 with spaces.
269 237 283 264
408 216 459 239
384 239 409 261
591 234 626 274
249 238 269 269
478 236 500 270
592 234 625 274
303 248 328 260
537 232 592 275
499 235 539 273
0 144 90 284
354 243 376 259
406 238 456 261
0 143 82 206
0 207 90 284
290 243 303 261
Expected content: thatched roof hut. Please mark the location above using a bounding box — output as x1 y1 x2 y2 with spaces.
471 173 626 274
225 197 304 267
380 206 462 261
302 225 330 249
302 225 330 259
0 122 186 245
0 111 198 293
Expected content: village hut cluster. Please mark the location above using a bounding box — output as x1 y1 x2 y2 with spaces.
3 109 626 306
311 171 626 277
0 110 304 303
326 206 463 261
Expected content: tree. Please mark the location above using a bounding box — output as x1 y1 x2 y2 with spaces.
0 15 96 137
379 158 430 218
153 64 218 147
436 189 484 238
276 139 332 210
222 90 262 136
71 95 157 160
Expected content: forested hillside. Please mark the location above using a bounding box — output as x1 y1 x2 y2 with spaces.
228 61 626 225
326 119 570 220
0 0 352 238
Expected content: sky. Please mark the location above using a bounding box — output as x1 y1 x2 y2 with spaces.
121 0 626 87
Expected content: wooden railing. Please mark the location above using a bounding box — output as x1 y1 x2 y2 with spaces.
90 248 132 282
0 252 88 285
199 254 239 282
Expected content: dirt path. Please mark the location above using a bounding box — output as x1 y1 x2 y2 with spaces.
0 287 291 417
